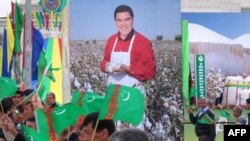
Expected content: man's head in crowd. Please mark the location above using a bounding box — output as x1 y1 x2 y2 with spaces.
78 112 115 141
25 117 36 130
246 98 250 110
46 92 56 106
12 90 23 106
108 128 149 141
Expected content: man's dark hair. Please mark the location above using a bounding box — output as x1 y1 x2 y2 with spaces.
246 98 250 104
114 5 134 19
22 89 34 97
108 128 149 141
81 112 115 136
0 98 12 113
15 90 22 95
26 117 36 122
48 92 56 99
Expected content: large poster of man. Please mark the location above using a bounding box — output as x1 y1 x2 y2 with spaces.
70 0 182 140
182 13 250 141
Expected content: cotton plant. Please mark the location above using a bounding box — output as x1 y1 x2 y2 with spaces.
206 67 224 103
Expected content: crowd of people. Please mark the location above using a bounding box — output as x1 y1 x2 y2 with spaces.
0 89 57 140
0 89 150 141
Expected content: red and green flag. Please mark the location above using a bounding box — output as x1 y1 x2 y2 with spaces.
98 84 145 126
71 91 105 115
51 91 105 136
51 103 84 136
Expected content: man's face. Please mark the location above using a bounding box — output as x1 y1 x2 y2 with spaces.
46 94 55 105
233 108 241 118
115 12 133 39
12 94 22 105
78 122 107 141
198 99 207 109
246 102 250 110
26 121 36 129
22 103 34 119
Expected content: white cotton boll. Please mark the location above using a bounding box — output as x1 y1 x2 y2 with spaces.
166 138 173 141
153 127 163 138
70 72 74 82
74 77 81 89
163 102 169 109
151 80 155 86
91 74 99 80
145 119 152 128
163 114 169 121
158 123 164 130
171 101 178 107
86 82 93 92
169 105 177 114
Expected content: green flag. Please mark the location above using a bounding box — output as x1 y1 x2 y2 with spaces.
220 109 230 119
35 109 49 140
199 113 214 125
37 52 59 100
21 125 44 141
0 77 18 100
51 103 84 136
34 12 43 29
52 91 105 136
38 54 57 83
182 20 190 106
22 109 49 141
46 63 60 82
71 91 105 115
99 84 145 126
14 1 23 54
38 51 47 84
37 52 48 100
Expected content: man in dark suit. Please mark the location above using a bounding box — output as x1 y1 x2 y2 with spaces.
246 98 250 125
187 97 216 141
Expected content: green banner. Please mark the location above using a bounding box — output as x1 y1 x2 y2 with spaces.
195 54 206 99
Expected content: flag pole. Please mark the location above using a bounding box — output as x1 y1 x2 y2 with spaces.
0 101 5 114
0 101 9 123
24 0 32 89
91 120 100 141
36 61 52 91
8 61 52 116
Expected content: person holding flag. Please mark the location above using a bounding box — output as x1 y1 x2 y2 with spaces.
100 5 156 92
187 96 216 141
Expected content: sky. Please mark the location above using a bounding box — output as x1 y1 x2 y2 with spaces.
0 0 21 17
70 0 180 40
181 13 250 39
